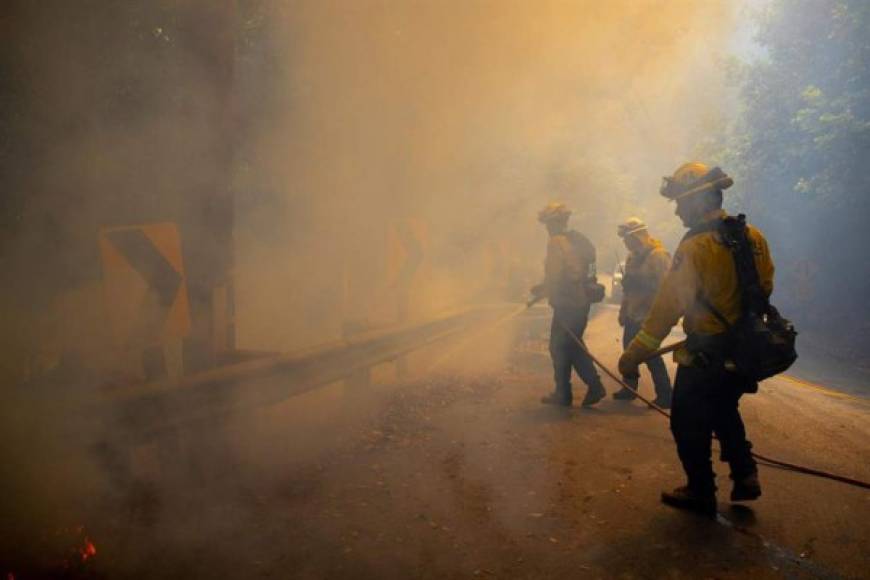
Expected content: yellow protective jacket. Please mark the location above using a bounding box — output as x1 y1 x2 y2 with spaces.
544 230 596 310
632 210 775 359
618 238 670 324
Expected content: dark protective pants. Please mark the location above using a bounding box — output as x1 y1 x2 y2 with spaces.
670 360 757 493
549 306 605 401
622 320 672 399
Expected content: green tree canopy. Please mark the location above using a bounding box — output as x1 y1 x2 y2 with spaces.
723 0 870 354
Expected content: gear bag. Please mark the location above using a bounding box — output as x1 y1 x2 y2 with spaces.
698 215 798 384
585 280 606 304
557 231 605 304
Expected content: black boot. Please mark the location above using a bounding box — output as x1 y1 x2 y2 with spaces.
540 392 572 407
580 385 606 407
613 388 637 401
661 486 717 517
731 472 761 502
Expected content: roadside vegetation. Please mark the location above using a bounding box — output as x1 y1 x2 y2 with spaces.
707 0 870 367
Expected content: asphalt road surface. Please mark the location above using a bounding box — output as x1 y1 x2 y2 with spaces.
16 304 869 579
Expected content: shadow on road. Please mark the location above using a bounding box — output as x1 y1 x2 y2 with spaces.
591 511 766 578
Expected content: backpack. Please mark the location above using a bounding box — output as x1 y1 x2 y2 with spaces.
698 215 798 384
562 230 605 303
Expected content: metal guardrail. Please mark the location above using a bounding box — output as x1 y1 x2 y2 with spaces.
90 305 515 441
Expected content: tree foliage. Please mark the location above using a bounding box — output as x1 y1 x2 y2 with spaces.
722 0 870 351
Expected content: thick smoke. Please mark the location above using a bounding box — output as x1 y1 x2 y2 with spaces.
234 0 739 350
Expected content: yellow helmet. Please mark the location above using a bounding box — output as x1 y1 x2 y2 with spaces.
617 217 647 238
537 202 572 223
660 162 733 200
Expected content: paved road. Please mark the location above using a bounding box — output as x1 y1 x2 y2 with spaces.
23 304 869 579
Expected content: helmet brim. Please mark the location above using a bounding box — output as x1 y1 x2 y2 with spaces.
660 167 733 200
618 224 648 238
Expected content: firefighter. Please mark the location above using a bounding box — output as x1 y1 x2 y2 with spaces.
618 163 774 516
531 202 607 407
614 217 673 407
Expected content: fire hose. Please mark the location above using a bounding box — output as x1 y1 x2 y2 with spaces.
428 297 869 490
503 296 870 491
554 320 870 491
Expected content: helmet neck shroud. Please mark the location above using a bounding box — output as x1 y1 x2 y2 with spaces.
545 216 569 236
675 188 724 229
623 229 650 254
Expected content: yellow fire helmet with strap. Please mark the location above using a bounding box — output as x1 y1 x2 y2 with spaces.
617 216 648 238
660 162 734 200
538 202 572 223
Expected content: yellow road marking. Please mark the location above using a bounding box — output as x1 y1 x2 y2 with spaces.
781 374 868 403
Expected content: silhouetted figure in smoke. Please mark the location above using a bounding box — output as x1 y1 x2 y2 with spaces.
531 202 606 408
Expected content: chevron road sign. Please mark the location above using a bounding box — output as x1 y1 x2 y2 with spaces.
100 222 191 346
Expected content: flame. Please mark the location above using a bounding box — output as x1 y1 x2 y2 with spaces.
80 538 97 561
54 525 98 568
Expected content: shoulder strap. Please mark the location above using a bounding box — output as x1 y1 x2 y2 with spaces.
695 214 769 326
719 214 769 315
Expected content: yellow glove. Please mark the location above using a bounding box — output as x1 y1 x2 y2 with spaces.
618 338 653 379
